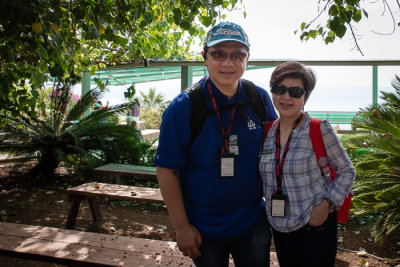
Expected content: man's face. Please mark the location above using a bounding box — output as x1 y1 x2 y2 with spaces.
205 41 249 91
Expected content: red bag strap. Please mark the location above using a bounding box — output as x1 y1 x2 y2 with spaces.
309 118 336 180
309 118 325 161
263 120 275 139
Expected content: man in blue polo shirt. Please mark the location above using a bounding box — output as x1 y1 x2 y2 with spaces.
154 22 277 267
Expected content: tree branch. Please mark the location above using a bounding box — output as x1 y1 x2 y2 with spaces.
308 0 333 26
371 0 396 35
348 23 365 56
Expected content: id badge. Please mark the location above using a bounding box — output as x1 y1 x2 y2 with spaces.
271 193 287 217
220 152 235 178
260 144 273 163
229 135 239 155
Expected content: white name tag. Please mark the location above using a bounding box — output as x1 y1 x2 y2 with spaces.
220 152 235 177
271 194 287 217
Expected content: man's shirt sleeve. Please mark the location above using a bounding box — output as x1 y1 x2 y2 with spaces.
154 92 192 169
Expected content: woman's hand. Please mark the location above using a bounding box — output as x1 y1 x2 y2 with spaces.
308 199 330 226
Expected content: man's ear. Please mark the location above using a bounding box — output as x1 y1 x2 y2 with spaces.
201 51 205 59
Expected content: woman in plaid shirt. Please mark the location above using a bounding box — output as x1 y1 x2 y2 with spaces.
259 61 355 267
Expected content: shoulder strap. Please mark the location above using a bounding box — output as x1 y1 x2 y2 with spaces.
309 118 336 180
188 80 265 142
242 79 265 124
186 83 207 142
263 120 275 139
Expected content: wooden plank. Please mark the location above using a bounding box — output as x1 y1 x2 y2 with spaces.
94 163 157 179
0 222 193 267
66 182 163 204
0 222 278 267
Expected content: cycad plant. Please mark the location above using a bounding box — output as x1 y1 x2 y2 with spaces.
343 75 400 244
0 84 142 178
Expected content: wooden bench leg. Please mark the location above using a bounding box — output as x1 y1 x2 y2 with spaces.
88 197 102 223
65 195 84 229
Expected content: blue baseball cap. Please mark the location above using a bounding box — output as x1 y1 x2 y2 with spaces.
204 22 250 50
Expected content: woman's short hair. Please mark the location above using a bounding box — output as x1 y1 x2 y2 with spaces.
270 61 316 102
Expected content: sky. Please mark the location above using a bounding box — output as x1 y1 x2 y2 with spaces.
220 0 400 60
83 0 400 112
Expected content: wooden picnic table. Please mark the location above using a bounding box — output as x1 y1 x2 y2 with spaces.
65 182 163 229
94 163 157 183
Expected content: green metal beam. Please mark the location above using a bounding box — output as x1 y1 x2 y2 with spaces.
181 66 193 91
82 71 91 117
372 65 378 105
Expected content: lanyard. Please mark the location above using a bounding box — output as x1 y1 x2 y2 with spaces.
274 113 303 194
206 77 240 153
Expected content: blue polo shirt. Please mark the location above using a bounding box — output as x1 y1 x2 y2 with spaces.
154 76 277 238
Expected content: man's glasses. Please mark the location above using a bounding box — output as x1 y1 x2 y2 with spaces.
271 84 306 99
207 50 248 62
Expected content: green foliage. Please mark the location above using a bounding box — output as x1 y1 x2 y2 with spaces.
0 0 242 115
139 87 170 110
139 87 170 129
141 108 164 130
343 75 400 244
295 0 398 55
0 84 141 178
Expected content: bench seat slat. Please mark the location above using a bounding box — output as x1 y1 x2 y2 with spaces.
94 164 157 179
0 222 192 267
67 182 163 204
0 222 177 254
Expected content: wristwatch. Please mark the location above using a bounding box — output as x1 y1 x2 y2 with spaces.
324 197 336 213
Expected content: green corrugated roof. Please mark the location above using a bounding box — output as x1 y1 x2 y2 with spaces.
91 65 274 85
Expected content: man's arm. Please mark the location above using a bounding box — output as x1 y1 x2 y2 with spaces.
156 166 202 259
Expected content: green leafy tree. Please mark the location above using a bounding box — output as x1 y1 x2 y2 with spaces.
296 0 399 55
343 75 400 243
139 87 171 129
0 84 141 178
0 0 242 117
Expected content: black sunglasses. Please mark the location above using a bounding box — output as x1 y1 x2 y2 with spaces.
207 50 248 62
271 84 306 99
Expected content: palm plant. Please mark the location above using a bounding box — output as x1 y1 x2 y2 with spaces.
139 87 170 110
139 87 171 129
0 84 142 178
343 75 400 243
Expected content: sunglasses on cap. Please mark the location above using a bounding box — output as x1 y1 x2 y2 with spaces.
271 84 306 99
207 50 248 62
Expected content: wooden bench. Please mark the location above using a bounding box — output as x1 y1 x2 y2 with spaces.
0 222 278 266
94 163 157 184
0 221 193 266
65 182 163 229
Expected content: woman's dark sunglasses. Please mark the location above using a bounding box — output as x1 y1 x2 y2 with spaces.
207 50 248 62
271 84 306 98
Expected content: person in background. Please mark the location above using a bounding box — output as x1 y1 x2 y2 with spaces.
154 22 277 266
259 61 356 267
131 98 141 129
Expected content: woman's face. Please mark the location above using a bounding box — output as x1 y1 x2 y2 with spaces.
272 77 305 120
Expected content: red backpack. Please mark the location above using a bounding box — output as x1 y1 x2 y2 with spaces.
263 118 352 223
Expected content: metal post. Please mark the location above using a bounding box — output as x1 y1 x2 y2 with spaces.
82 71 91 117
372 66 378 105
181 66 193 91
